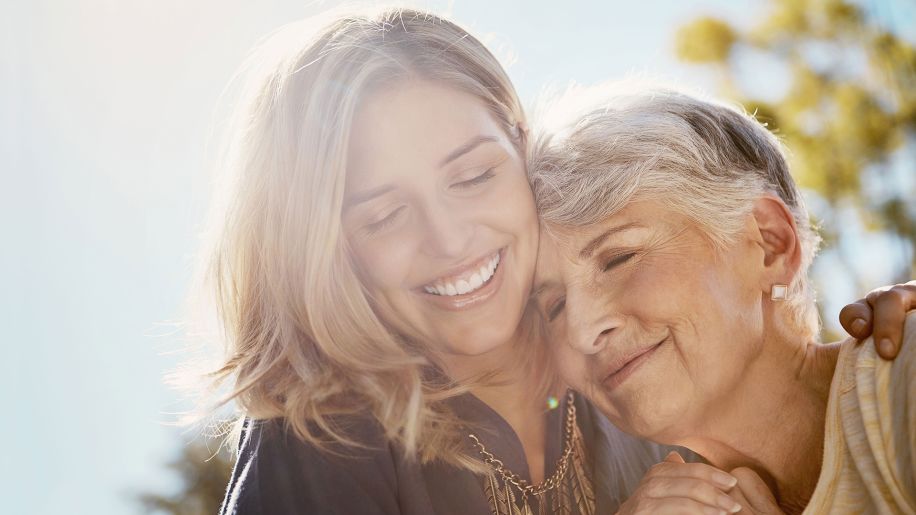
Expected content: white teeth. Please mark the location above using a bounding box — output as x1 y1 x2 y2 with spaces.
423 252 501 297
469 273 483 290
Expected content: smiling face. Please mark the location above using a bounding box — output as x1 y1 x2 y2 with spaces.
533 200 769 441
342 80 538 358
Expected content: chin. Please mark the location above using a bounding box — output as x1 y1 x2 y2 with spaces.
443 318 522 356
605 385 689 442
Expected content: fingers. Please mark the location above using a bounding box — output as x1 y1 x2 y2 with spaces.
839 281 916 360
839 300 873 340
729 467 780 514
868 282 916 360
649 460 739 490
641 476 742 514
632 497 740 515
621 458 746 515
725 483 752 514
665 450 687 463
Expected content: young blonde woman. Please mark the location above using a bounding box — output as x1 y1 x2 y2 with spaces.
201 7 912 515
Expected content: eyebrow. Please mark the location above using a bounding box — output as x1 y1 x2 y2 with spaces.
343 184 396 210
439 135 499 167
579 222 643 259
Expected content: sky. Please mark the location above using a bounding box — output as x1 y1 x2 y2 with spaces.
2 0 913 513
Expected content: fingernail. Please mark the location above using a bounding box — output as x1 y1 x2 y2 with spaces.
851 318 865 333
717 495 742 513
713 471 738 488
879 338 895 357
717 494 737 511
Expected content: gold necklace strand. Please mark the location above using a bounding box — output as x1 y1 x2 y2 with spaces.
468 391 595 515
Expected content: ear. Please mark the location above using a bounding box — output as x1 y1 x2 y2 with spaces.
750 196 802 289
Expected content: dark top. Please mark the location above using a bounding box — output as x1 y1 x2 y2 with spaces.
220 393 687 514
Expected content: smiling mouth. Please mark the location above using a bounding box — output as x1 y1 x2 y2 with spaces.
602 336 668 390
421 251 501 297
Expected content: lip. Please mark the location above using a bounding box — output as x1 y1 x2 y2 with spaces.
420 249 501 286
415 247 506 312
601 336 668 391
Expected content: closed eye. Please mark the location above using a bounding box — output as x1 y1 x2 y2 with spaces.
365 206 405 234
547 297 566 322
452 168 495 189
603 252 635 272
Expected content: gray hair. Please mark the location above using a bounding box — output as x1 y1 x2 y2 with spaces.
528 83 821 340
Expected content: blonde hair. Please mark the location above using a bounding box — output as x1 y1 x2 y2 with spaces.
528 82 821 341
199 7 527 467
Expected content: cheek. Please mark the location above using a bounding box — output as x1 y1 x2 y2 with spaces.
621 256 724 390
511 181 538 237
350 233 418 290
483 167 538 237
348 235 433 342
551 338 588 388
624 258 691 325
632 250 741 336
607 344 696 439
661 256 762 399
489 174 539 272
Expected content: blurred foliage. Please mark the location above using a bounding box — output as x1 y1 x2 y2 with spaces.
676 0 916 291
136 441 232 515
676 17 737 62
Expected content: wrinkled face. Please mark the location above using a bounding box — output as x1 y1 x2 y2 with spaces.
342 80 538 357
533 200 766 441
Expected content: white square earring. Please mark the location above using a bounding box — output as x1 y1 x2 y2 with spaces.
771 284 788 301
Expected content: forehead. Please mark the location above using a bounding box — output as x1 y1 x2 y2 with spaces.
346 80 506 186
545 203 648 250
532 223 594 294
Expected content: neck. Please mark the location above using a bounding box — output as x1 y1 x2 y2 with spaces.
672 334 840 514
440 324 557 412
439 328 559 483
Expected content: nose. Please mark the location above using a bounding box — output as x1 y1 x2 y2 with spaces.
564 286 622 355
419 200 473 258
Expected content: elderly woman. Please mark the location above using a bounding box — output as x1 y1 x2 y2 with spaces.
528 85 916 514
